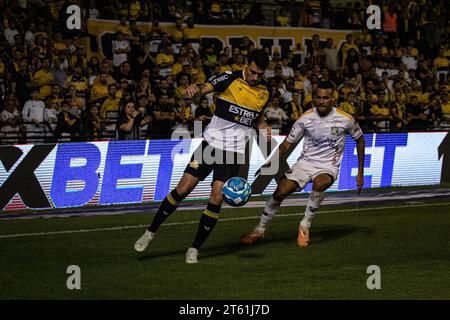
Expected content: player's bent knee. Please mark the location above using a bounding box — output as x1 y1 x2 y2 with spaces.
313 175 333 192
312 181 328 192
209 183 224 204
209 191 223 205
175 185 191 197
273 181 296 202
176 174 199 196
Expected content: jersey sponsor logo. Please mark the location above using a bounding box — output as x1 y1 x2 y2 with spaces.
210 74 229 86
214 98 260 127
229 104 258 126
307 137 339 148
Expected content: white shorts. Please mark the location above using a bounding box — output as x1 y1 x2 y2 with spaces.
284 159 339 190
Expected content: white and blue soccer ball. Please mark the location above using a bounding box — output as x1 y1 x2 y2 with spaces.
222 177 252 207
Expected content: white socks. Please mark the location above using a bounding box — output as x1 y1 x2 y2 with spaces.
255 190 325 232
300 190 325 229
256 197 281 232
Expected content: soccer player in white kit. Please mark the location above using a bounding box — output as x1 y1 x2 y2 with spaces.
240 81 365 247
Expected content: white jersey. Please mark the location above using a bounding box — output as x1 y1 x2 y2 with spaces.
286 107 363 167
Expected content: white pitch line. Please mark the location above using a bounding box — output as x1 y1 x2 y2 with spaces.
0 202 449 239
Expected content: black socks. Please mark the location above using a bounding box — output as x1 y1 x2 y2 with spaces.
191 202 222 249
148 189 185 233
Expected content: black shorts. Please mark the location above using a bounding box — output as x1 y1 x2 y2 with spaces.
184 140 244 182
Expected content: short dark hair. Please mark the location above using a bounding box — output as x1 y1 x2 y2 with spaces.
246 49 269 70
317 81 334 91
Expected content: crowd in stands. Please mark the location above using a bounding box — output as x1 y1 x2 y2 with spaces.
1 0 450 144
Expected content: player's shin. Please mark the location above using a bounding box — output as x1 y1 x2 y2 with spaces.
191 202 221 249
300 190 325 228
148 189 186 233
256 196 281 232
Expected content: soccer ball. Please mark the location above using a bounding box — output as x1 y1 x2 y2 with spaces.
222 177 252 207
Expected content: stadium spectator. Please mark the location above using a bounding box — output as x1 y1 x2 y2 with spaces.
156 45 175 77
22 88 46 142
89 0 100 19
246 3 266 26
90 71 110 102
323 38 338 72
284 90 303 131
148 93 176 139
202 45 217 76
406 95 428 130
11 58 32 108
338 92 360 118
116 101 151 140
43 99 59 140
339 34 359 68
441 93 450 123
391 91 408 130
275 7 292 27
265 96 288 131
83 103 103 141
183 17 201 52
54 100 81 141
112 31 131 71
100 83 121 119
281 58 294 79
0 98 22 143
306 34 324 68
194 97 213 131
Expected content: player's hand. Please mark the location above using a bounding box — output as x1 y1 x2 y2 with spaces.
356 173 364 195
184 84 199 98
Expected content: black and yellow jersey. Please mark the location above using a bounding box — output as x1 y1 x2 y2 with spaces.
203 70 272 153
205 70 271 127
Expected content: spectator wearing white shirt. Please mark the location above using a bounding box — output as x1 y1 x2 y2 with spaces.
112 31 131 69
281 58 294 79
22 88 46 142
401 47 418 71
265 96 288 131
323 38 339 72
44 100 60 140
264 60 276 79
0 99 22 143
89 0 100 19
24 23 37 46
4 20 19 46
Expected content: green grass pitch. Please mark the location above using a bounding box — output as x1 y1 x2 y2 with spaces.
1 199 450 300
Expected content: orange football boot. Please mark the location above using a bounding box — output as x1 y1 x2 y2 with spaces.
297 226 310 247
239 229 264 245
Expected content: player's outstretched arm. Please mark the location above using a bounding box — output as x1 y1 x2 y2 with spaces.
355 135 365 194
184 84 213 99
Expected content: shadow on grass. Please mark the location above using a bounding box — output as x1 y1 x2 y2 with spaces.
135 225 375 261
